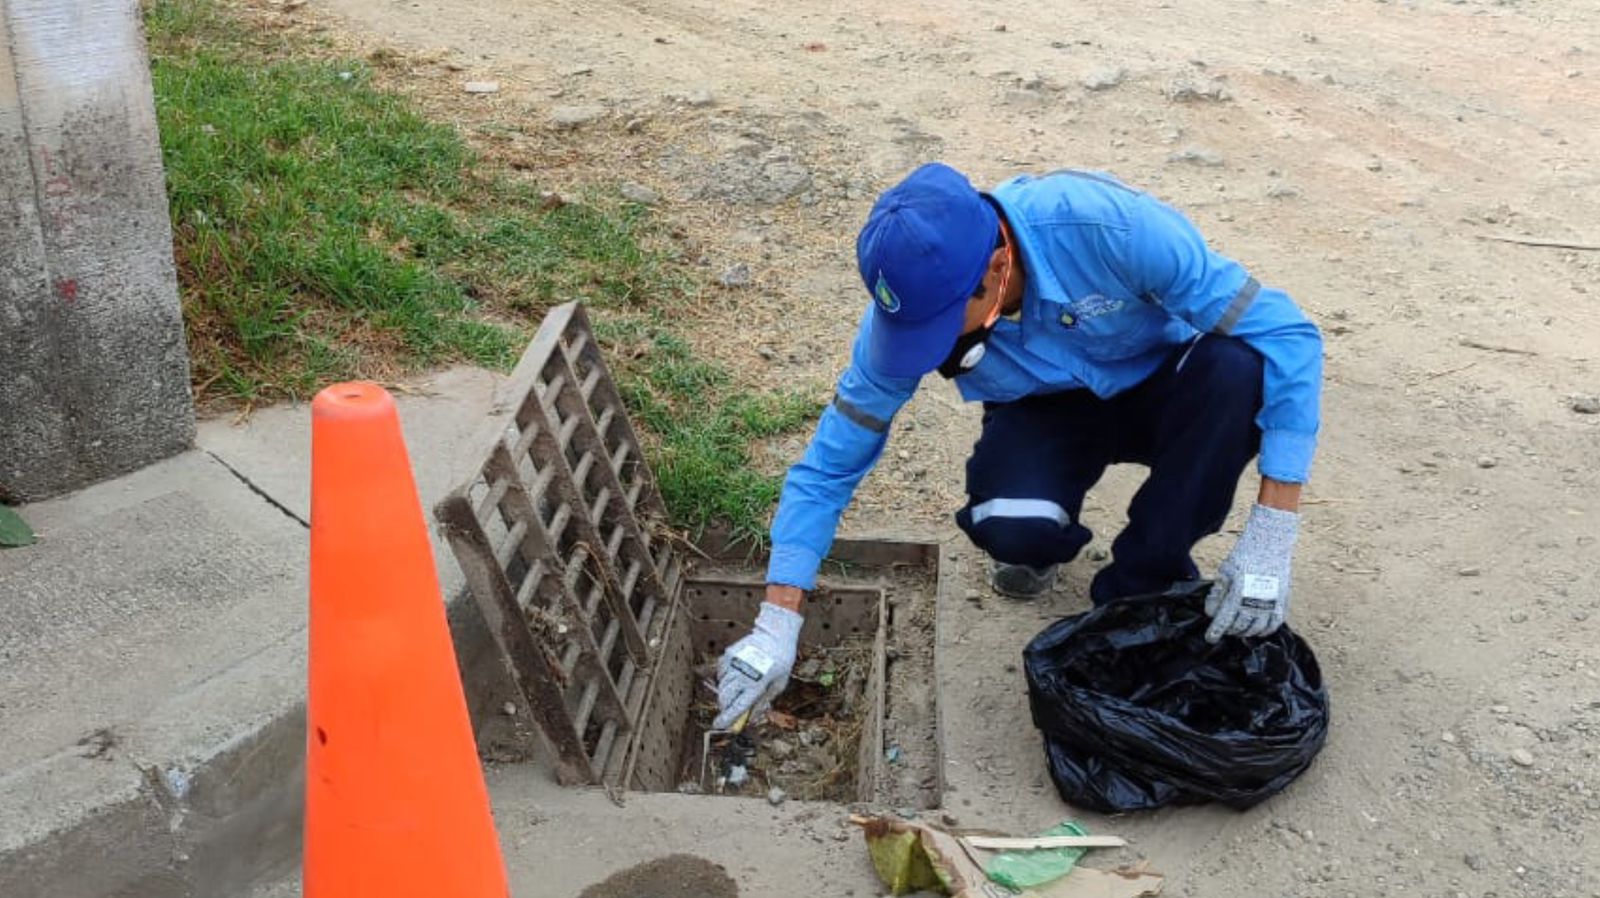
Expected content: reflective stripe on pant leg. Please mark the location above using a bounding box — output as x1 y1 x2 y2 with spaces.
967 497 1071 527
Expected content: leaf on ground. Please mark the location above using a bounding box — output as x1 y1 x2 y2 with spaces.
767 710 799 730
0 505 36 548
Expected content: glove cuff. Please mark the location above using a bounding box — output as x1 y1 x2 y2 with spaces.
754 601 804 645
1244 503 1300 552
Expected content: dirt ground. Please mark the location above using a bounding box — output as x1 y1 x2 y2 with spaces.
281 0 1599 895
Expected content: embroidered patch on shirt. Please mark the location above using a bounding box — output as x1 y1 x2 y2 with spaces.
1070 293 1126 320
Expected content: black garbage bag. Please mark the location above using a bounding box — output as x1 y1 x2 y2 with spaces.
1023 582 1329 813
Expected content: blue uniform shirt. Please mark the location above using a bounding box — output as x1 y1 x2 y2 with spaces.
767 170 1323 590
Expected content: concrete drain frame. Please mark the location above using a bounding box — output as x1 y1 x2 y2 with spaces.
435 302 945 807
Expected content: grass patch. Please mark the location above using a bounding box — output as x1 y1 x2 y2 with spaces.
146 0 820 542
147 0 678 403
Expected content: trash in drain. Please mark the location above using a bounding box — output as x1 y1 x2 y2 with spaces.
680 640 874 801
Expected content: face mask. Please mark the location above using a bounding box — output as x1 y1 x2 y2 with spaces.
937 321 996 379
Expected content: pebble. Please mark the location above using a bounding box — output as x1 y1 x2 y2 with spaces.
502 701 518 716
1441 731 1458 744
1476 455 1497 469
768 738 795 760
757 346 776 360
619 182 660 205
1165 76 1232 102
1088 548 1110 562
768 786 788 806
1457 567 1482 577
1167 147 1226 167
1491 705 1511 714
1464 854 1485 872
559 64 594 77
1511 748 1535 767
463 80 500 94
718 263 753 288
1510 610 1529 623
1266 183 1301 199
685 88 716 107
1570 394 1600 414
549 104 605 128
1081 66 1126 91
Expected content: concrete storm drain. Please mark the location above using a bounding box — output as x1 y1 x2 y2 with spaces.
435 302 945 809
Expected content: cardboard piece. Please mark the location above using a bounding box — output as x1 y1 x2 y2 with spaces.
852 816 1163 898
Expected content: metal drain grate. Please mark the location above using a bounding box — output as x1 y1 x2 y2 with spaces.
435 302 684 787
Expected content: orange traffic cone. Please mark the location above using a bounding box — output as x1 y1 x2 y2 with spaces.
304 382 509 897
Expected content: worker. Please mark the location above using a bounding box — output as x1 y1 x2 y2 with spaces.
714 162 1322 730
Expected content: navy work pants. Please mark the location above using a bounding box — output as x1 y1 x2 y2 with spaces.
956 335 1264 604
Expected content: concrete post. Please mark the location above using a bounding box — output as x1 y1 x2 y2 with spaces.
1 0 195 502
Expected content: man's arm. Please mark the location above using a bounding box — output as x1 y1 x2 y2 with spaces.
712 326 916 729
765 323 921 594
1112 192 1322 642
1114 194 1324 484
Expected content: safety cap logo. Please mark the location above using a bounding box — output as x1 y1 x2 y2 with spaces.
873 272 901 314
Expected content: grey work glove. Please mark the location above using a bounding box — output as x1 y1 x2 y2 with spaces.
1205 504 1300 643
714 602 804 730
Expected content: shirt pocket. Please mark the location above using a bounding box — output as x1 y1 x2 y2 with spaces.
1046 294 1169 361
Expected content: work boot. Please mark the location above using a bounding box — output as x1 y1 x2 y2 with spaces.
990 561 1058 599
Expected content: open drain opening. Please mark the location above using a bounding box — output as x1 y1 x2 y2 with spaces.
677 639 873 801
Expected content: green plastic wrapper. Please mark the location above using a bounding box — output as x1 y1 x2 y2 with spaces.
984 821 1090 890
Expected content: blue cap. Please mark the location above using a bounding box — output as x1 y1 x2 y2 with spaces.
856 162 999 378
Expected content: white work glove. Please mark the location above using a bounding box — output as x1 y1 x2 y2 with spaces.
714 602 804 730
1205 504 1300 643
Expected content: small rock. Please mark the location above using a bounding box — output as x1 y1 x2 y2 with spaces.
502 701 518 717
726 764 750 787
1366 159 1384 172
1081 66 1127 91
463 80 500 94
538 190 577 210
1266 183 1300 199
685 88 716 107
940 812 960 827
757 346 776 360
619 182 659 205
1511 748 1535 767
550 104 605 128
767 786 788 806
1167 147 1226 167
559 64 594 77
1088 548 1109 562
1464 854 1485 872
1165 76 1232 103
1457 567 1482 577
624 117 646 133
1441 731 1458 744
1476 455 1497 469
768 738 795 760
1569 394 1600 414
1491 705 1511 714
832 830 850 842
993 23 1008 32
718 263 753 288
1510 610 1529 624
